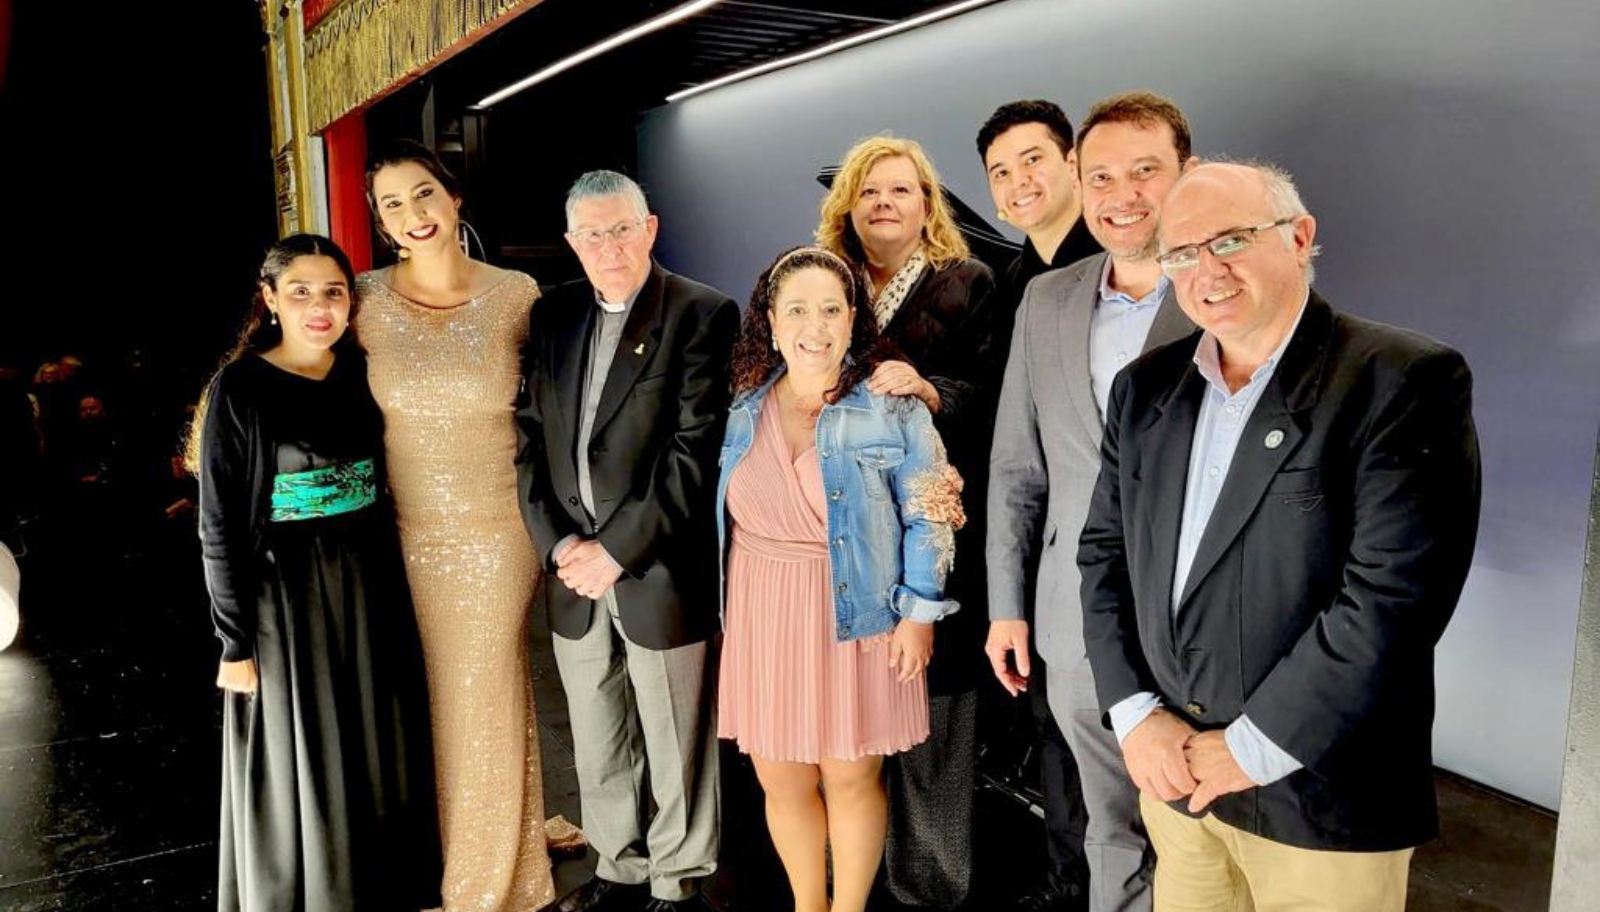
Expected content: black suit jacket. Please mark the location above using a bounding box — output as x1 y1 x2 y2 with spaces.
1078 293 1481 851
516 263 740 650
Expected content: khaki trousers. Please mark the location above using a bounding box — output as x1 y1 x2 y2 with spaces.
1140 795 1412 912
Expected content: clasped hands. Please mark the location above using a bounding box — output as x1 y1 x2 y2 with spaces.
1122 708 1258 814
554 538 624 601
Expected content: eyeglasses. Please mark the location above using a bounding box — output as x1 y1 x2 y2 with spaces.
1157 216 1298 274
569 220 645 250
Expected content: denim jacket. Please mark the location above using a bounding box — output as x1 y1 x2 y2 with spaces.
717 370 962 642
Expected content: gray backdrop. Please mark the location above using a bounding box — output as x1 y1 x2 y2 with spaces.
1551 434 1599 908
637 0 1600 809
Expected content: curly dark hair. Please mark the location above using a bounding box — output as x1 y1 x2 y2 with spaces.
731 247 900 399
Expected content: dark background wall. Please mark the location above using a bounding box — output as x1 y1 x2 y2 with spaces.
1 1 275 383
636 0 1600 808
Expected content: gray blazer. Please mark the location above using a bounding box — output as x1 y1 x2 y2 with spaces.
986 253 1195 668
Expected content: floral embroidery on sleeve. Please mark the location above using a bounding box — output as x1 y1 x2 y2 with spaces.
905 462 966 577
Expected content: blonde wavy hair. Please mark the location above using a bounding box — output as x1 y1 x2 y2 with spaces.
815 135 970 271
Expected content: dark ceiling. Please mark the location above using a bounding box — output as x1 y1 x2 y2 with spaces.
362 0 997 281
420 0 974 117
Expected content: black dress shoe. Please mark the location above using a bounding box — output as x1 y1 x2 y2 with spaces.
555 877 650 912
1015 883 1088 912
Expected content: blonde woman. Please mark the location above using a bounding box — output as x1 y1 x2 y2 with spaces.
816 135 999 910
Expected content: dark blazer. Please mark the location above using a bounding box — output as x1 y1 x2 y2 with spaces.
882 257 998 695
516 263 740 650
1078 293 1481 851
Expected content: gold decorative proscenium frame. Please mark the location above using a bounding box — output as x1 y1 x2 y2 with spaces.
302 0 540 131
262 0 546 235
263 0 315 235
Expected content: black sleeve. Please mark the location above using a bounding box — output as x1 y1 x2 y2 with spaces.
923 261 1000 429
197 368 264 661
515 303 577 569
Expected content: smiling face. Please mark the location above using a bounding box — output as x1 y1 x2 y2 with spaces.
771 266 854 384
263 254 352 359
985 121 1077 236
371 160 461 258
1159 164 1316 358
849 155 929 264
1078 120 1186 261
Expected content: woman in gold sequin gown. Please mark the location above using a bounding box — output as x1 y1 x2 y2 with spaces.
357 141 555 912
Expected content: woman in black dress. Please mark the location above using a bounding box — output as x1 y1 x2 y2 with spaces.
192 234 442 912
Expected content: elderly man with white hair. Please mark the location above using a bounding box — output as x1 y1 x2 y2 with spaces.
516 170 739 912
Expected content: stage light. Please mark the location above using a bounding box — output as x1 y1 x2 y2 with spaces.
666 0 1000 103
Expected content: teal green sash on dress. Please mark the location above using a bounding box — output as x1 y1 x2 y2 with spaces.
270 458 377 522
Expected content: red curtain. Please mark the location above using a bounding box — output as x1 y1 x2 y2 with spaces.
323 114 372 273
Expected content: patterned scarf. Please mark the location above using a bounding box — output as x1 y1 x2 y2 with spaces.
868 247 928 330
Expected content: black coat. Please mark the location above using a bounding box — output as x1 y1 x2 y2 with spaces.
516 263 740 650
1078 294 1481 851
880 257 999 694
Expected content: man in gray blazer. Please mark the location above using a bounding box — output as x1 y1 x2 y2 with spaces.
987 91 1197 912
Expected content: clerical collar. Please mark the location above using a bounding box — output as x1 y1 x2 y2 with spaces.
594 285 642 315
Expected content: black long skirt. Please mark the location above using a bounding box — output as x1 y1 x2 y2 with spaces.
218 508 442 912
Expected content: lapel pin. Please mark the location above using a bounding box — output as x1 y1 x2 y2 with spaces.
634 343 645 355
1264 429 1285 449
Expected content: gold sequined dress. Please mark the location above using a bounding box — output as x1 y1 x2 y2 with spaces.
356 269 555 912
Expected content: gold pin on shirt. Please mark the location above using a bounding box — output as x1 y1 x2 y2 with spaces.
634 343 645 355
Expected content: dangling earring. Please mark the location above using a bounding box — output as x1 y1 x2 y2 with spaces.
459 220 484 260
772 337 779 351
269 310 279 326
997 208 1009 223
382 232 409 262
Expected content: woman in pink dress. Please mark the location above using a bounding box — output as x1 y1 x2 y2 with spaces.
715 247 966 912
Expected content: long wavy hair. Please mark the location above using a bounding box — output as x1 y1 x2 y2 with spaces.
731 246 900 400
183 234 359 474
815 135 970 272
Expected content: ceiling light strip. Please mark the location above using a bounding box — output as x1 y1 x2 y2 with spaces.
665 0 1000 103
475 0 728 108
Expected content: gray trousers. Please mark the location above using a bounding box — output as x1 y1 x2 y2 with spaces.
551 595 720 901
1047 658 1155 912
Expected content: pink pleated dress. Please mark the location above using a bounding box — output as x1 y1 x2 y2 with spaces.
718 398 930 764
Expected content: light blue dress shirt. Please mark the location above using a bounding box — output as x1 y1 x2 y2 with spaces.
1108 298 1309 787
1090 258 1169 419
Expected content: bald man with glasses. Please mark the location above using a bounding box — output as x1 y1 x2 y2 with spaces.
1078 160 1481 910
